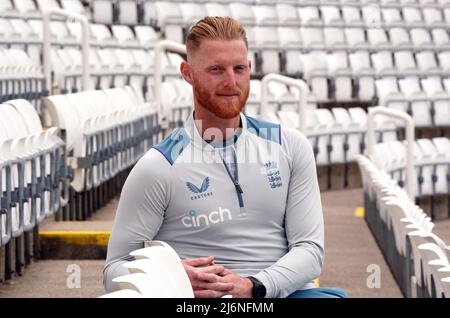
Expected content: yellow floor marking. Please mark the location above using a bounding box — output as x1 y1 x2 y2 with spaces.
354 207 365 218
39 231 111 246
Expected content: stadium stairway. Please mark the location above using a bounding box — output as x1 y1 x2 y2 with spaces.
0 188 405 298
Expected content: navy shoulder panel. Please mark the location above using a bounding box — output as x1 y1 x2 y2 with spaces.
153 127 191 165
246 116 281 145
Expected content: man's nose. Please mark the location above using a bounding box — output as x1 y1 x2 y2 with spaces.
222 68 236 87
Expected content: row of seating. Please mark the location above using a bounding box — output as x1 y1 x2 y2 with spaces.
42 85 160 220
88 1 450 26
357 154 450 297
372 138 450 196
1 85 163 283
0 0 86 19
0 18 159 56
0 98 66 282
0 48 46 113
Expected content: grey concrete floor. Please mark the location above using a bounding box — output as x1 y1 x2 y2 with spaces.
319 188 402 297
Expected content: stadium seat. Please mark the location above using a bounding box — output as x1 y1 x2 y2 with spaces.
60 0 85 15
92 0 114 25
11 0 40 18
117 0 138 25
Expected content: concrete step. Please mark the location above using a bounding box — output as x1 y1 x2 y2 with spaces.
37 198 117 259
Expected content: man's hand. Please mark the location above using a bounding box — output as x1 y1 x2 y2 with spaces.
182 256 234 298
219 271 253 298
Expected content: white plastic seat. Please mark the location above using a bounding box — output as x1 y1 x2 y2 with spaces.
129 244 194 298
8 19 41 63
361 5 382 28
349 51 375 101
276 4 300 26
92 0 114 24
252 5 278 26
320 6 344 26
402 7 423 25
179 3 207 29
382 8 403 26
416 51 441 75
327 52 353 102
111 25 140 48
229 3 255 26
134 26 158 48
398 77 433 127
307 108 339 165
12 0 40 18
146 2 183 43
205 3 231 17
90 24 118 47
298 6 322 25
375 77 408 113
410 28 434 50
432 138 450 194
372 51 396 76
367 29 391 49
253 26 280 73
394 51 419 75
117 0 138 25
431 28 450 50
300 27 324 49
344 28 369 49
61 0 85 15
341 6 363 25
421 77 450 126
0 0 19 17
36 0 60 14
437 52 450 72
323 27 347 49
100 289 144 298
389 28 411 48
278 27 302 75
112 273 173 298
423 8 445 26
300 51 329 103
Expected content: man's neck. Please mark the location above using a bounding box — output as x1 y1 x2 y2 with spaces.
193 106 241 142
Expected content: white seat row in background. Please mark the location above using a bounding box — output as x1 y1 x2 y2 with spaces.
357 154 450 297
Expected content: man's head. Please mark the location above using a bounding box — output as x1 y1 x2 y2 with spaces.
180 16 251 119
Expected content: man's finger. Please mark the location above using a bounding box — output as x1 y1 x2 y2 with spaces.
198 265 225 275
192 282 234 292
183 256 214 267
196 272 222 283
194 290 230 298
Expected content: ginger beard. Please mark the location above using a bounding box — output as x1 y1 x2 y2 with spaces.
192 78 250 119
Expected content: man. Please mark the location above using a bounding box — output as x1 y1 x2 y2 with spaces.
103 16 346 298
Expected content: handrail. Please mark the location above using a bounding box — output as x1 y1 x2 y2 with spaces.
259 73 309 131
153 40 186 129
366 106 416 200
43 9 91 93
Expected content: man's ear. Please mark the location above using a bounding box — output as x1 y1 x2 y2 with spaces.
181 60 194 85
248 59 252 72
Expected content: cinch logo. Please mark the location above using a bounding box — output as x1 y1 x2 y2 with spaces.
186 177 214 200
181 207 232 228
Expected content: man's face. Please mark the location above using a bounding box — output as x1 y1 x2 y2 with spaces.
182 39 251 119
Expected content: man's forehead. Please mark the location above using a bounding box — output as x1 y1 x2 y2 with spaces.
190 39 248 64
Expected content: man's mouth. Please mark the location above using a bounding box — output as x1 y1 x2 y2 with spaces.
216 93 239 99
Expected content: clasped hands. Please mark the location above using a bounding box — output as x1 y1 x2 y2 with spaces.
182 256 253 298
